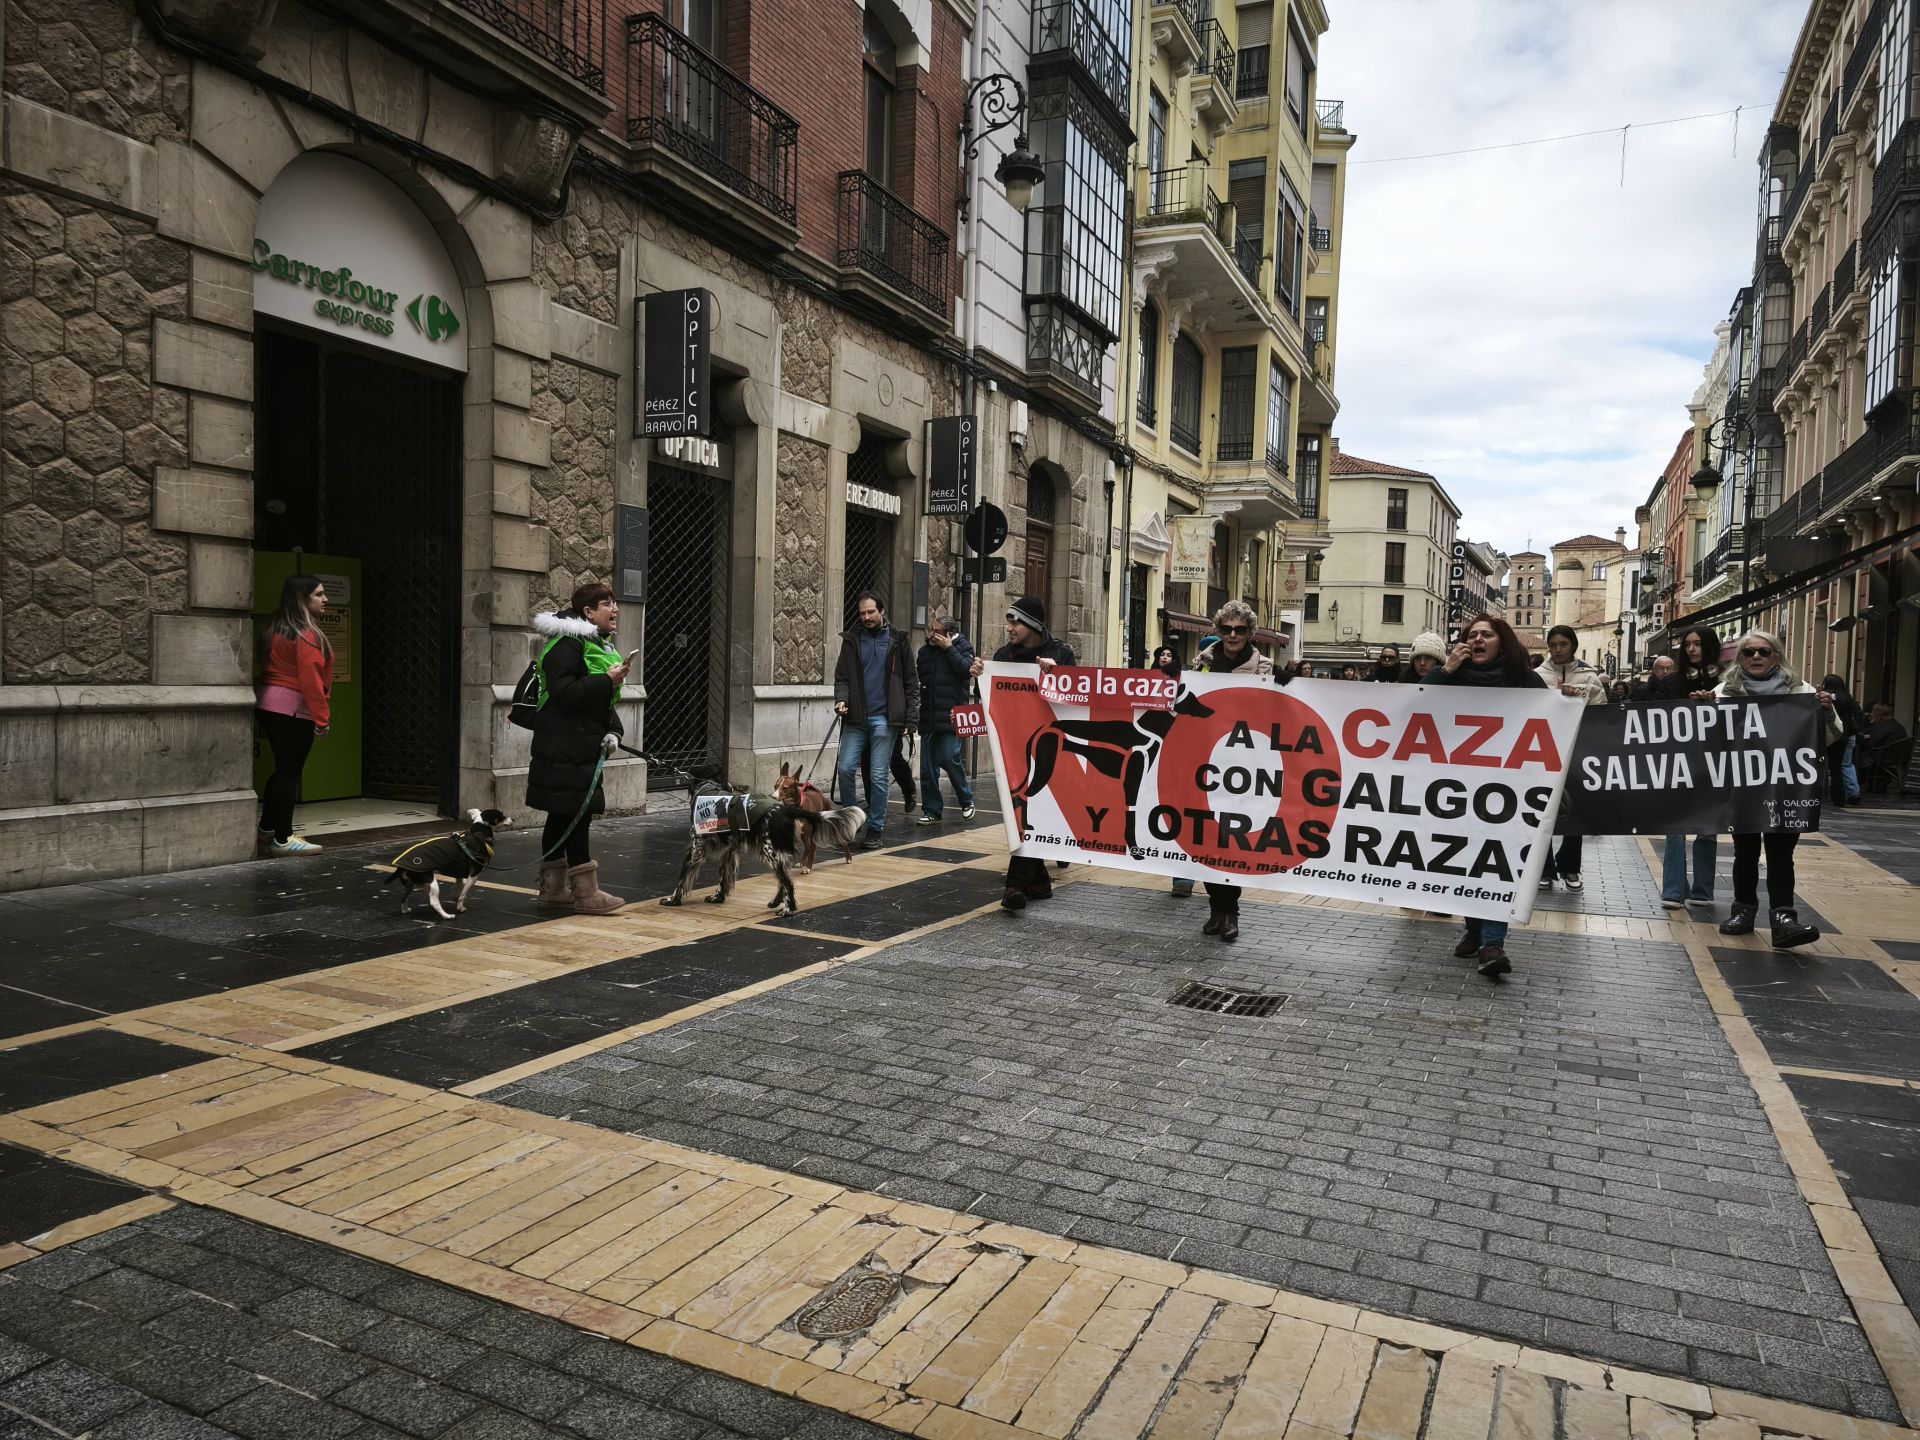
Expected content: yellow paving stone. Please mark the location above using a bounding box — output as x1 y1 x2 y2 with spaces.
1290 1326 1379 1437
796 1369 898 1417
306 1121 521 1216
1853 1298 1920 1425
633 1317 827 1395
166 1176 235 1206
1146 1301 1272 1440
915 1404 1039 1440
1606 1370 1711 1415
1456 1337 1522 1368
240 1109 478 1202
24 1195 174 1251
246 1112 464 1197
1493 1367 1558 1440
1285 1422 1353 1440
1067 1243 1188 1289
886 1202 985 1236
334 1133 560 1226
869 1225 944 1276
35 1064 262 1128
543 1177 751 1290
716 1222 897 1344
858 1250 1026 1392
673 1206 872 1332
1811 1202 1877 1254
205 1093 420 1181
761 1329 821 1361
1424 1347 1500 1440
909 1256 1079 1406
160 1087 404 1173
134 1080 360 1162
591 1188 793 1304
1355 1311 1473 1353
1351 1343 1433 1440
1269 1288 1361 1330
1628 1395 1700 1440
376 1144 591 1239
1215 1312 1329 1440
1013 1277 1164 1438
1179 1270 1278 1309
62 1069 306 1147
960 1267 1121 1428
0 1244 34 1270
1828 1249 1909 1305
1562 1386 1631 1440
632 1195 823 1318
912 1241 986 1286
472 1160 680 1267
1694 1420 1762 1440
1513 1347 1608 1388
964 1223 1080 1264
211 1190 428 1264
447 1154 657 1259
515 1171 723 1281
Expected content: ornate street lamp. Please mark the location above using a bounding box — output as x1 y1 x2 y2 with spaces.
1691 413 1760 630
961 74 1045 217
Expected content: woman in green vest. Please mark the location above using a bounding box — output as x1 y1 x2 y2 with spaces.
529 581 629 913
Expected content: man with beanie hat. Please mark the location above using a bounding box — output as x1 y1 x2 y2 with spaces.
1406 631 1447 681
970 596 1077 911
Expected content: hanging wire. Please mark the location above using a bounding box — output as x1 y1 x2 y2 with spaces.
1349 104 1773 166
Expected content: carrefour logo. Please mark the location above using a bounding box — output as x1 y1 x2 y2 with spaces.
407 293 460 343
253 238 460 347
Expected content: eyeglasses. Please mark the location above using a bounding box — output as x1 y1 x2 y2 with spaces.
1740 647 1774 658
1218 624 1251 635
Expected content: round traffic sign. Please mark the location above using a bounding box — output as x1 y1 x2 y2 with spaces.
964 501 1008 556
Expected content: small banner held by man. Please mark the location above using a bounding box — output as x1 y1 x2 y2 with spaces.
1557 696 1826 836
977 666 1585 923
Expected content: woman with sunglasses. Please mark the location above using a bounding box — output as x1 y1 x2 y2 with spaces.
1186 599 1276 941
1704 629 1842 947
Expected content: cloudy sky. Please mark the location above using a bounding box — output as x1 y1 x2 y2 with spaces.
1318 0 1806 558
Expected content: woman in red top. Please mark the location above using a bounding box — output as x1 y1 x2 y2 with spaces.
256 575 334 853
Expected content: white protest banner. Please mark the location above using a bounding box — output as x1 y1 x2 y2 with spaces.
977 667 1586 923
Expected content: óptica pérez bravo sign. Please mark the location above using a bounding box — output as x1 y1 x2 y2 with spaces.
252 241 461 347
639 287 713 438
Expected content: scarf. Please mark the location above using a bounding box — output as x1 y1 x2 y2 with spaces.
1451 659 1518 687
1740 665 1791 696
1210 643 1256 673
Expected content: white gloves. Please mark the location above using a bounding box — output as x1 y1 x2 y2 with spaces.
600 733 617 758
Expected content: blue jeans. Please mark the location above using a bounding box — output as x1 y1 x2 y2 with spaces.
1662 834 1717 902
1841 736 1860 801
919 729 972 818
1463 918 1509 948
835 716 893 836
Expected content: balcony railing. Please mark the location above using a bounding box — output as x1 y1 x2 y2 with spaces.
1812 284 1831 341
1820 388 1918 514
1867 120 1920 260
1782 159 1813 233
1217 434 1255 462
1194 19 1235 92
1233 229 1262 287
1032 0 1130 118
1305 329 1334 386
1757 215 1784 269
1143 165 1221 230
1309 208 1330 250
1316 98 1346 132
1846 0 1889 109
1725 379 1746 418
1236 44 1269 100
1265 442 1288 477
454 0 607 90
625 15 799 223
1786 320 1809 375
1835 238 1858 302
1819 93 1838 156
1025 300 1104 401
836 171 951 315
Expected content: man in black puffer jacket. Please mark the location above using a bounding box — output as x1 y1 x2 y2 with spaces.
969 595 1076 910
916 614 977 824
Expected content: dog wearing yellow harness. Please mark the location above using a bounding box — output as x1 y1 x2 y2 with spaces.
387 808 512 920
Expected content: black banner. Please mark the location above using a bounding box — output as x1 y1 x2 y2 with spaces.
926 415 977 516
1558 696 1826 836
638 288 711 438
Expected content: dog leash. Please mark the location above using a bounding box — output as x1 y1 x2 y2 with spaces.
798 714 840 784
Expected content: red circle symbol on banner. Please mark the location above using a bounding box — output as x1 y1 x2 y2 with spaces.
1156 687 1343 873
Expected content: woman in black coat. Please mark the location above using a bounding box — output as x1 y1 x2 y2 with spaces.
528 581 629 913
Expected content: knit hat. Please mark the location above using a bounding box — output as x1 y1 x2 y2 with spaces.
1007 595 1049 638
1411 630 1447 662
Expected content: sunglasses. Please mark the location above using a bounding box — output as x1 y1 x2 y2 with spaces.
1741 646 1774 658
1218 624 1251 635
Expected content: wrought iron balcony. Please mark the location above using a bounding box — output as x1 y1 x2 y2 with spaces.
1309 208 1330 251
1025 299 1104 406
1032 0 1130 121
1819 93 1838 156
1194 19 1235 91
1316 98 1346 132
1233 230 1262 288
1811 284 1831 342
1757 216 1784 271
835 171 952 319
1866 120 1920 265
1143 166 1221 229
1785 320 1809 376
1835 238 1857 303
1725 379 1746 418
1819 388 1918 514
625 15 799 235
1845 0 1889 110
451 0 607 90
1217 434 1255 462
1236 44 1269 101
1782 159 1813 235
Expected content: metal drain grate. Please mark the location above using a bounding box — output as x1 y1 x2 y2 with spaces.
1168 982 1288 1018
794 1269 901 1339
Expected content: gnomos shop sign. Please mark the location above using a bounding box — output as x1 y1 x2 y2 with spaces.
252 153 468 373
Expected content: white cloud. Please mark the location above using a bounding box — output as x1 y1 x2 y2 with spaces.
1318 0 1804 557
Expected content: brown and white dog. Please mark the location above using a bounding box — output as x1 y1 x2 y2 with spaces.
660 783 866 919
771 762 856 873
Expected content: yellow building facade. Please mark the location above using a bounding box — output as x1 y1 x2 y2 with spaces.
1107 0 1352 664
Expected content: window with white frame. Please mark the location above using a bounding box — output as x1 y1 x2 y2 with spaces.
1868 255 1902 412
1880 0 1912 163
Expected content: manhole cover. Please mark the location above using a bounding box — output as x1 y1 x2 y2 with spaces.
1168 981 1287 1018
794 1269 901 1339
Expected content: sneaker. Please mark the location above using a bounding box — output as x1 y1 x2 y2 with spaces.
916 814 941 825
1540 876 1555 889
1001 886 1027 912
269 836 323 854
1477 945 1512 978
858 835 883 852
1563 873 1584 892
961 803 976 819
1660 898 1684 910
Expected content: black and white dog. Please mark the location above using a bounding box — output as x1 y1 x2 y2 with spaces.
386 809 512 920
660 788 866 918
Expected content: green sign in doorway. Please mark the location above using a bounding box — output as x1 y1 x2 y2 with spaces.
253 552 363 802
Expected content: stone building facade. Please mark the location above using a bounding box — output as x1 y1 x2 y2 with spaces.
0 0 1126 888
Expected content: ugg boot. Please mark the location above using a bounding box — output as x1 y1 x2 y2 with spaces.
1718 903 1757 936
1202 897 1225 936
1770 908 1819 949
1217 903 1240 943
567 861 624 914
536 861 571 908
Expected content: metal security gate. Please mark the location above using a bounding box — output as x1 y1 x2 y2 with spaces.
643 465 731 785
842 432 896 629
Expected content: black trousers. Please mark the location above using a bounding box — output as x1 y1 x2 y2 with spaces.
1731 831 1798 911
1204 882 1241 910
1006 855 1052 893
258 710 315 842
541 811 594 867
1542 833 1583 879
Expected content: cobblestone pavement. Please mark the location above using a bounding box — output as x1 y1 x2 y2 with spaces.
2 819 1918 1439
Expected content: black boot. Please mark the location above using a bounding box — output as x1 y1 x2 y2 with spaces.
1202 897 1224 936
1001 886 1027 912
1477 944 1511 978
1453 929 1482 958
1218 904 1239 943
1770 908 1819 949
1718 903 1757 936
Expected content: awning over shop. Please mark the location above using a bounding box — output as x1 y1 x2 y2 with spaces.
1674 522 1920 632
1165 610 1213 635
1255 627 1290 650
